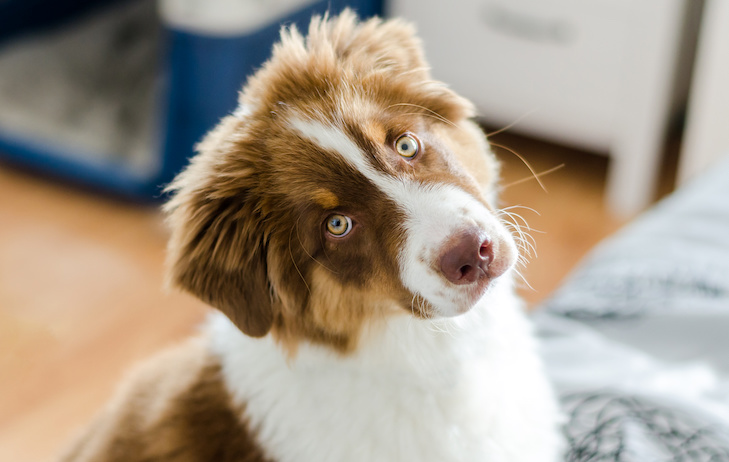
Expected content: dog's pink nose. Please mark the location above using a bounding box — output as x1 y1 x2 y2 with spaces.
439 231 493 285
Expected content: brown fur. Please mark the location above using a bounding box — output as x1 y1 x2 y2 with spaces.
58 338 270 462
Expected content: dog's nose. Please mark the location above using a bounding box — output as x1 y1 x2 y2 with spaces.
439 231 494 285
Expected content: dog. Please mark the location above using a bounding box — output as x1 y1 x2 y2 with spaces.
59 11 562 462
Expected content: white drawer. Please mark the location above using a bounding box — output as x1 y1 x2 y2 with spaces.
388 0 652 151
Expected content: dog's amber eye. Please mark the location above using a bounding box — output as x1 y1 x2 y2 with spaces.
326 214 352 237
395 134 420 158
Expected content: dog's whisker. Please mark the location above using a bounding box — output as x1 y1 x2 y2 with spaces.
515 251 531 268
294 214 340 275
417 295 432 321
498 210 539 262
511 237 530 257
511 267 535 292
497 208 534 228
511 227 537 256
501 211 530 233
499 204 541 217
521 243 537 260
502 164 565 190
428 318 452 335
516 245 533 262
410 293 419 318
499 210 528 238
485 108 540 138
387 102 459 129
515 234 538 260
498 209 542 240
514 240 532 260
411 293 431 321
288 226 312 296
397 112 460 129
489 141 549 193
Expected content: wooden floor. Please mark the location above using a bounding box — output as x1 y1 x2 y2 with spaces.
0 130 640 461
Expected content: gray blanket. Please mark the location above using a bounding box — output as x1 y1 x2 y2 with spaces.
535 156 729 461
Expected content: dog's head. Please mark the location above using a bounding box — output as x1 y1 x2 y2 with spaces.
164 11 518 353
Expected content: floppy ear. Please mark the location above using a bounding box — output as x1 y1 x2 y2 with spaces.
163 117 274 337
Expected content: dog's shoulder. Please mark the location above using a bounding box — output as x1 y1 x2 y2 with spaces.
58 337 271 462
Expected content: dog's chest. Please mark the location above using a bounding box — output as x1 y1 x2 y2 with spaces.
208 302 558 462
251 364 490 460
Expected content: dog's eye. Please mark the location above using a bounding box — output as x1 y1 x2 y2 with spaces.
395 134 420 158
325 214 352 237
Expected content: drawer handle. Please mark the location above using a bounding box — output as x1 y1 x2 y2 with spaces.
481 4 575 45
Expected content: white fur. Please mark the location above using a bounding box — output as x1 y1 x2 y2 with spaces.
208 276 562 461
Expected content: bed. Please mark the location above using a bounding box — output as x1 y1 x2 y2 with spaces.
535 155 729 460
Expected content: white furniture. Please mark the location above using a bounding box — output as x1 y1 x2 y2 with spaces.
679 0 729 185
387 0 700 216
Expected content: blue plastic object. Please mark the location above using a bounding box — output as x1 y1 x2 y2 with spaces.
161 0 383 199
0 0 383 200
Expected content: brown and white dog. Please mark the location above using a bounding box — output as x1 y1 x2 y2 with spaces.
60 11 562 462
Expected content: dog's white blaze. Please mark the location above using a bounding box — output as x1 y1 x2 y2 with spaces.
290 117 383 186
291 117 516 316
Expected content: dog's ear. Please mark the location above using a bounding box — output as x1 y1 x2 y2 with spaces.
163 117 274 337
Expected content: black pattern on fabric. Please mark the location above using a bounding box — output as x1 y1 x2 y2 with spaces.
544 264 729 322
561 392 729 461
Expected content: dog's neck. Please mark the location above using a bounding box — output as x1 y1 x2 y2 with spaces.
207 275 521 387
204 275 559 462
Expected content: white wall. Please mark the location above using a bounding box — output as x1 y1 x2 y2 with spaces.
679 0 729 184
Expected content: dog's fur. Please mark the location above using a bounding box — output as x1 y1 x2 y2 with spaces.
59 11 562 462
